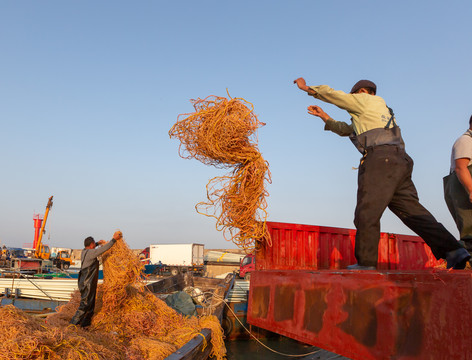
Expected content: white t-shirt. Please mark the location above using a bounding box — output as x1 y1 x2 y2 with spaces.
450 129 472 172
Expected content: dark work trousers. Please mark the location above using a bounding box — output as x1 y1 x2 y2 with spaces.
70 261 99 327
444 169 472 254
354 145 462 267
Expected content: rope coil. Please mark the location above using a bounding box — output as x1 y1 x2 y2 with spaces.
169 94 272 252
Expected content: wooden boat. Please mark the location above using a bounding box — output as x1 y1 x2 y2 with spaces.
1 271 236 359
147 272 236 360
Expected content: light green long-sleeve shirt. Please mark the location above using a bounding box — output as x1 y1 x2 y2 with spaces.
308 85 396 136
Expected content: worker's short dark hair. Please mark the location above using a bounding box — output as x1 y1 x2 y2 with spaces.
84 236 95 247
469 114 472 127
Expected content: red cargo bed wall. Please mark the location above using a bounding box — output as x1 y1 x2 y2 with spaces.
257 222 443 271
247 269 472 360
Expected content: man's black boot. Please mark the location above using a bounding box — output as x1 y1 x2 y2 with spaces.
446 248 471 269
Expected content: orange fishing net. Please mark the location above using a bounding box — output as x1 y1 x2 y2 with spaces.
169 95 271 251
0 237 226 360
0 304 120 360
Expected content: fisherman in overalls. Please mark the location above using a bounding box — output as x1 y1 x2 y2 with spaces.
444 114 472 261
70 231 122 327
294 78 470 270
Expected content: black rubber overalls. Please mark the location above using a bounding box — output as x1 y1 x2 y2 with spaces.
351 108 463 266
70 250 100 327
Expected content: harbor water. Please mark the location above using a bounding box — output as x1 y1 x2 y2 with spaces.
225 338 349 360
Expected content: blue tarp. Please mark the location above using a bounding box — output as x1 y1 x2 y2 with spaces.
164 291 196 316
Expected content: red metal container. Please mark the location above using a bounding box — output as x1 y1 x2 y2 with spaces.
12 258 42 270
257 222 443 270
248 221 471 359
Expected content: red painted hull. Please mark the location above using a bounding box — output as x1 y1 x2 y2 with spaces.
248 222 471 359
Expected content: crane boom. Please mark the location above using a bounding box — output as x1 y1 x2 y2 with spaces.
35 196 53 259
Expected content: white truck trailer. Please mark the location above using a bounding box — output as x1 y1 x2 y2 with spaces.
149 243 204 276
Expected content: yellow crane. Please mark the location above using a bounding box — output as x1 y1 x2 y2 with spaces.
34 196 53 260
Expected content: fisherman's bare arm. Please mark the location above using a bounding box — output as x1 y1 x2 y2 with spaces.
455 158 472 203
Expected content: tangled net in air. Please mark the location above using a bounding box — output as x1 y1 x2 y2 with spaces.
169 95 272 251
0 236 226 360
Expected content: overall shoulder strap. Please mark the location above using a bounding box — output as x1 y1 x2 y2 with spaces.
384 106 397 129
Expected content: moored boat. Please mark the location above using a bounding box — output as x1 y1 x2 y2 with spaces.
1 271 235 359
146 273 236 360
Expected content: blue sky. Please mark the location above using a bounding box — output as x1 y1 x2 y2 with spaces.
1 1 471 251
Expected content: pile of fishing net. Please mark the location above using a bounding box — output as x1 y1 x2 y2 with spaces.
169 94 271 252
0 305 120 359
0 237 226 359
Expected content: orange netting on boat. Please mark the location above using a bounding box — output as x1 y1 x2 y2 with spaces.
0 236 226 360
169 95 271 252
